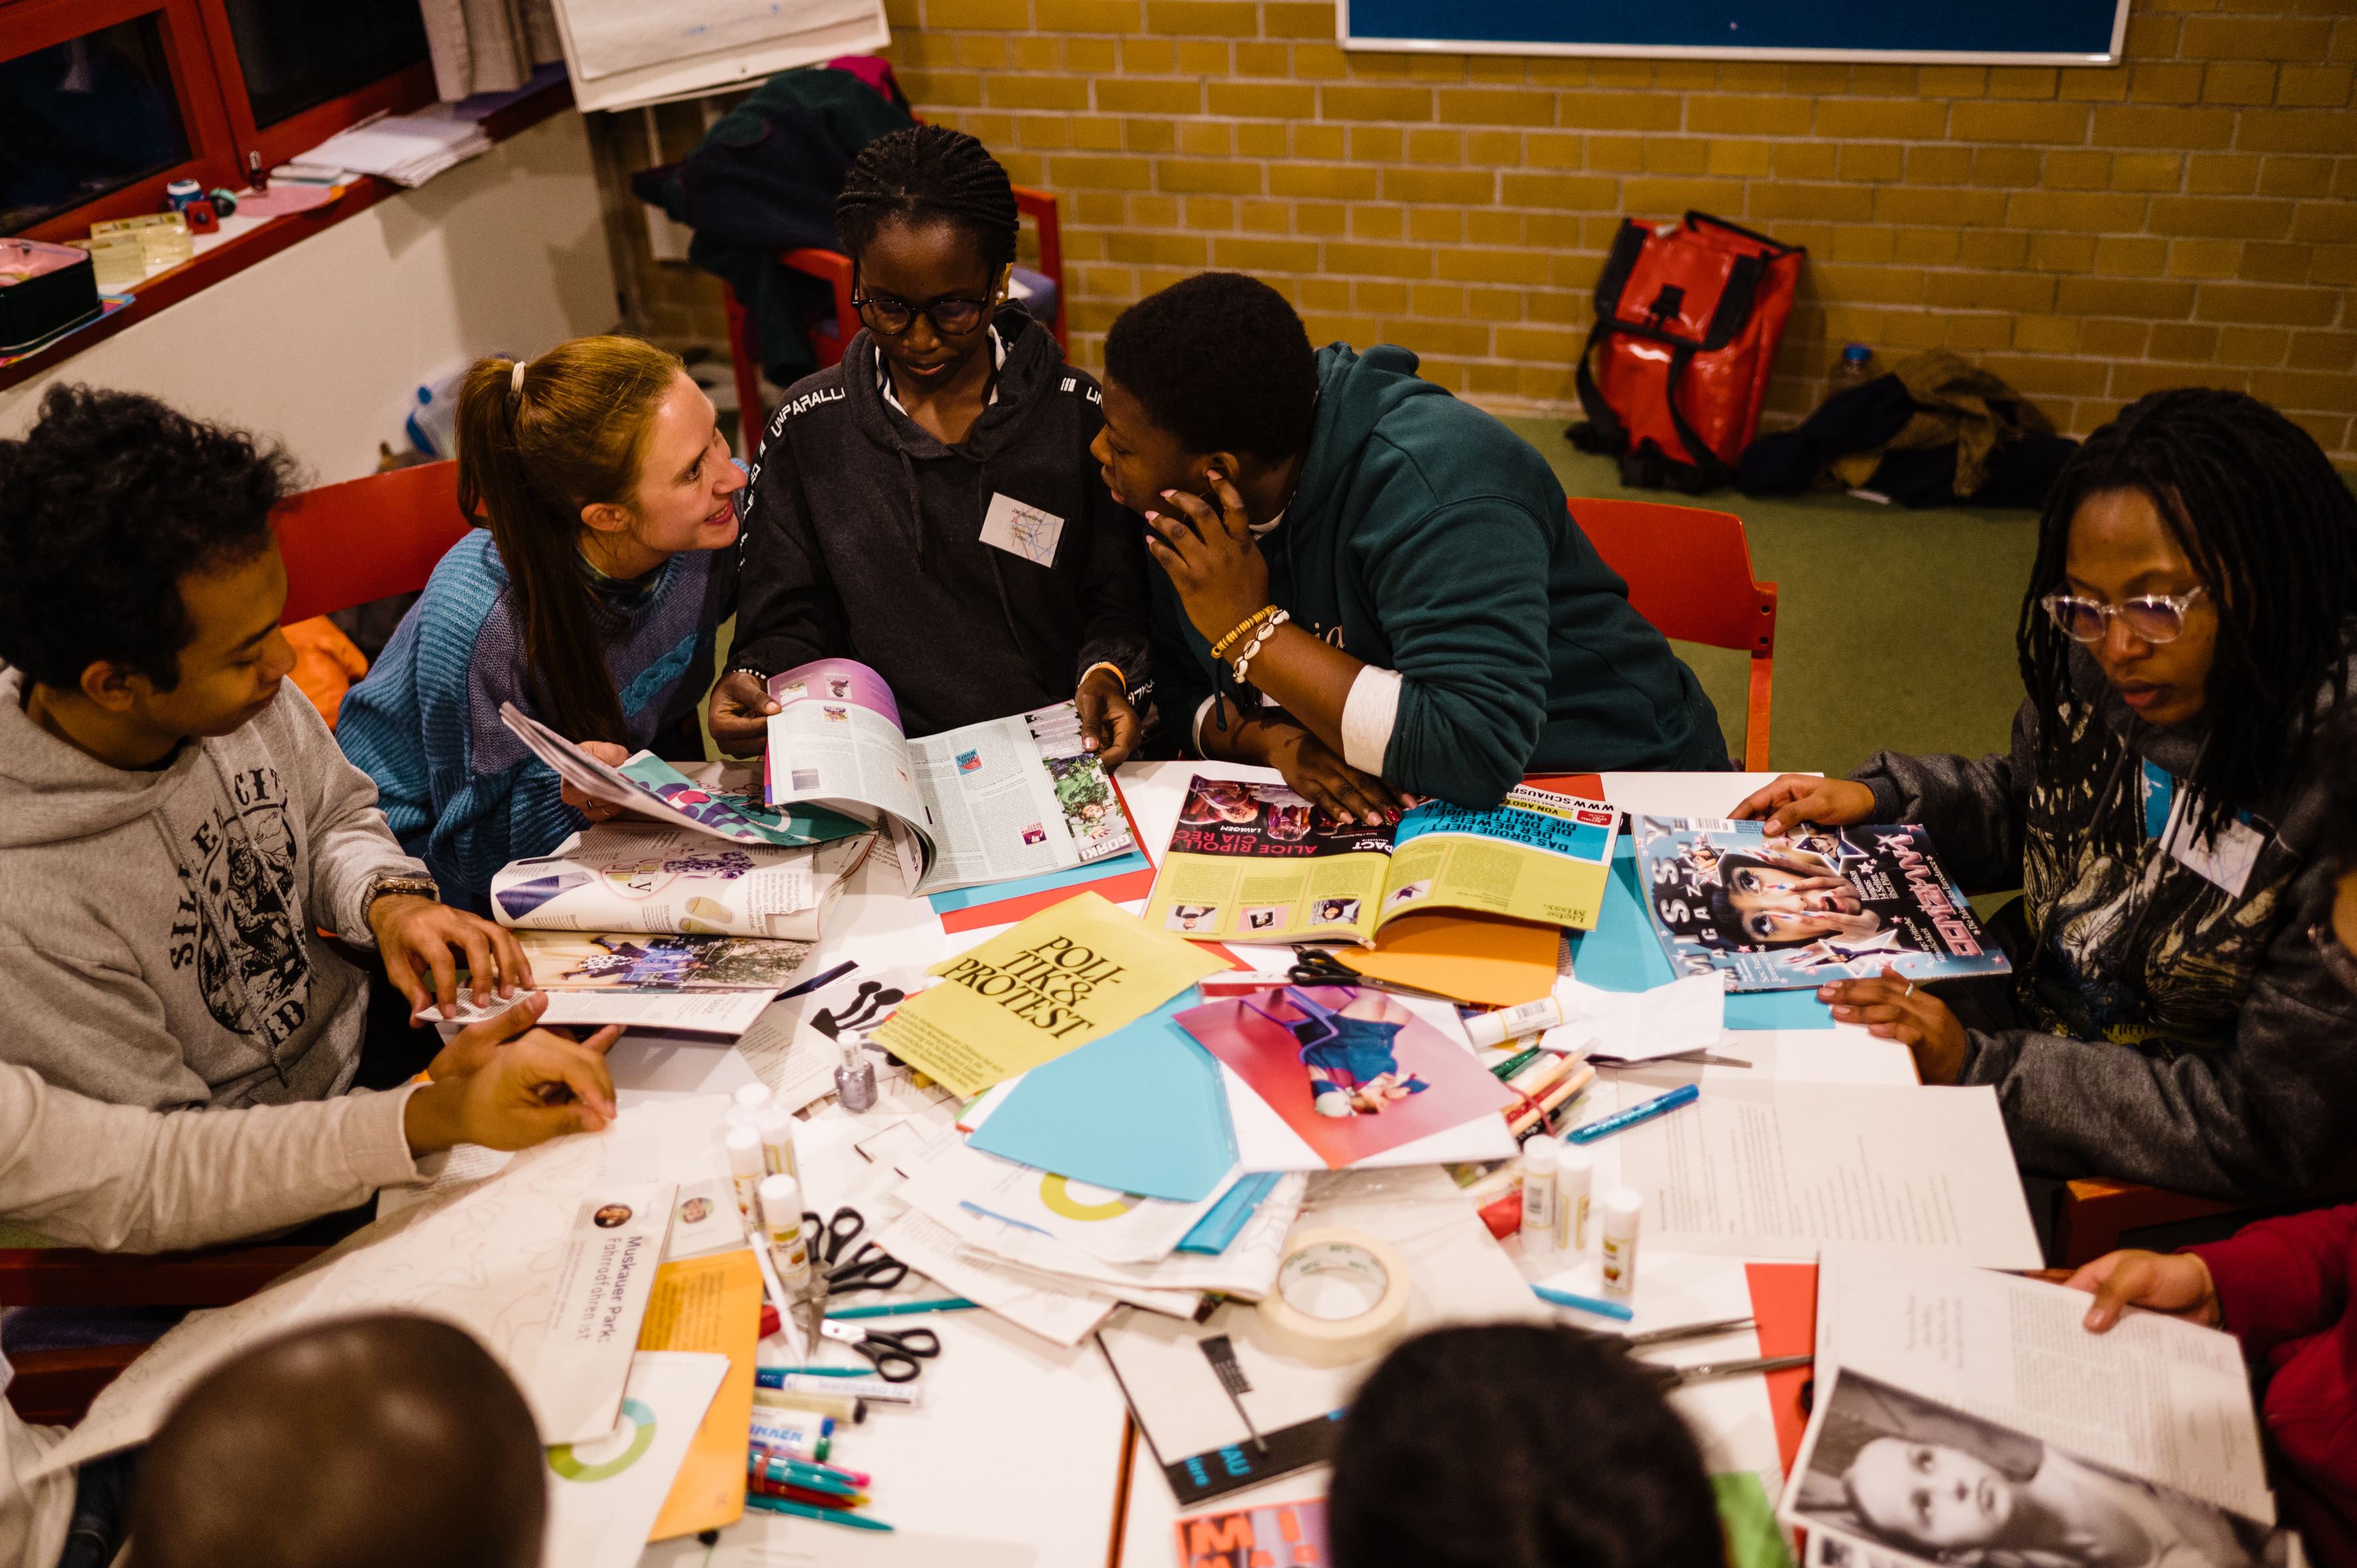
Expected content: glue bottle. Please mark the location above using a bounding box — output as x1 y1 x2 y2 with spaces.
1466 995 1567 1052
735 1082 774 1115
835 1040 877 1112
1555 1143 1594 1253
1520 1138 1559 1251
726 1126 765 1221
1600 1186 1643 1297
759 1174 814 1294
755 1104 800 1181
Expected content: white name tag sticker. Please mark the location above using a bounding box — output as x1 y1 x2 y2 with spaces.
979 492 1065 565
2160 794 2266 899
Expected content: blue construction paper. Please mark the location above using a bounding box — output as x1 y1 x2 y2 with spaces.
1568 840 1834 1029
924 850 1150 916
968 991 1237 1201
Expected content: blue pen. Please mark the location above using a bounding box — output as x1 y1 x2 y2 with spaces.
1531 1284 1636 1321
744 1493 895 1532
756 1457 862 1497
778 959 856 1001
824 1297 979 1320
1565 1082 1700 1145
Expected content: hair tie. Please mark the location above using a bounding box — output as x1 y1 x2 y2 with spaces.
510 359 529 395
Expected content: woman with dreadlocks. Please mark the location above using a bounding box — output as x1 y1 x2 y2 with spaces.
707 125 1151 762
1736 389 2357 1203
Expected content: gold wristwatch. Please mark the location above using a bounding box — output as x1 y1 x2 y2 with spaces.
362 875 441 925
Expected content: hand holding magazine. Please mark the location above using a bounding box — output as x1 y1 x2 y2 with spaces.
1144 778 1619 944
758 657 1135 895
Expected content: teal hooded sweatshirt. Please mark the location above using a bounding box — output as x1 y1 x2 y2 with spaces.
1150 343 1728 806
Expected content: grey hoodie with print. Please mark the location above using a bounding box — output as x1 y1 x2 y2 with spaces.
0 668 424 1110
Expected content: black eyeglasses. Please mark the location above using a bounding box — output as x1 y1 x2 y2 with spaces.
2038 586 2207 645
852 291 991 338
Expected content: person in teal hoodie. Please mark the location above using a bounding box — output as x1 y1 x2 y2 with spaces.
1094 271 1726 822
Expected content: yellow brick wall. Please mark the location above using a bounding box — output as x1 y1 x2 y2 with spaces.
877 0 2357 461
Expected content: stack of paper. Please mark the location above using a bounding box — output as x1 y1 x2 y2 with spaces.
291 112 491 188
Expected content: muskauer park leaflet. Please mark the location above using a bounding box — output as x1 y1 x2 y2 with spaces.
1631 816 2012 993
758 656 1136 895
1145 778 1619 945
869 891 1227 1097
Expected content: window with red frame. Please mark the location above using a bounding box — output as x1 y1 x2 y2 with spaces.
1 0 435 243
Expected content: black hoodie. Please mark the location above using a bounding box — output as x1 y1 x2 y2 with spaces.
732 305 1152 738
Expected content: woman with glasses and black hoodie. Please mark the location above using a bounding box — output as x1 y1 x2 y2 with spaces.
707 126 1152 765
1736 389 2357 1207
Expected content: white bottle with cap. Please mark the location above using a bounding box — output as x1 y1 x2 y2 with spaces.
735 1082 774 1114
1555 1143 1595 1253
724 1103 762 1132
726 1126 765 1221
1599 1185 1643 1297
758 1174 813 1293
1466 995 1569 1052
1520 1138 1559 1251
755 1105 800 1180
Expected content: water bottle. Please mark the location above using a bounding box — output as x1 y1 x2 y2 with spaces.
1834 343 1875 389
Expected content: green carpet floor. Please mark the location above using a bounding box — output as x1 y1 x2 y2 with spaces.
1497 415 2044 783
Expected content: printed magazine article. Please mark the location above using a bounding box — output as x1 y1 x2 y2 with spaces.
759 657 1134 896
488 822 877 941
430 929 816 1036
498 705 867 850
1144 778 1618 943
1631 817 2011 993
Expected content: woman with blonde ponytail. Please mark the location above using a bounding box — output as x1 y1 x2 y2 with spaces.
339 336 745 911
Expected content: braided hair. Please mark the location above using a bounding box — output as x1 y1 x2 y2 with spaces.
2018 388 2357 849
836 124 1019 273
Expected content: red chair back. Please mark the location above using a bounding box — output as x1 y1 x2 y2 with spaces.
273 460 469 624
1569 497 1779 770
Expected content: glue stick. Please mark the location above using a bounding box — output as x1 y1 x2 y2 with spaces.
726 1126 765 1221
756 1105 800 1180
1520 1138 1559 1250
1600 1186 1643 1298
725 1103 762 1132
1466 995 1568 1052
1555 1144 1594 1253
736 1082 774 1114
759 1174 813 1293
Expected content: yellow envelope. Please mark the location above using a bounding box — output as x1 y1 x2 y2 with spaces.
872 890 1229 1098
637 1250 762 1541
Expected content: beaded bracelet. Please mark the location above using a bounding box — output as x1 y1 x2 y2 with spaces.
1229 609 1291 684
1209 604 1280 662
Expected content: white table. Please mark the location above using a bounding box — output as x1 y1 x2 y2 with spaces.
620 766 1910 1568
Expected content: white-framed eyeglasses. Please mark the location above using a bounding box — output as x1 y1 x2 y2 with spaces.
2038 585 2207 645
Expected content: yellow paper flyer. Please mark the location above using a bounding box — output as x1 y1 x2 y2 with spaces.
870 891 1228 1096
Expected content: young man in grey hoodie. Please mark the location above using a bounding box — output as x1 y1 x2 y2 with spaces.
0 386 531 1112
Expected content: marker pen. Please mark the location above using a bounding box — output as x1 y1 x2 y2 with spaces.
749 1411 832 1462
1565 1082 1700 1146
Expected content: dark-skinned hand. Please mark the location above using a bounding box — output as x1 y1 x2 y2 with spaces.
1259 718 1402 828
1818 963 1970 1083
1731 773 1878 834
708 670 778 758
1074 665 1141 768
1141 470 1272 645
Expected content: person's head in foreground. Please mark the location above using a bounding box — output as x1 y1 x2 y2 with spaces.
1094 270 1318 520
132 1314 544 1568
836 122 1022 396
456 333 743 746
0 385 301 768
2021 387 2357 849
1328 1323 1724 1568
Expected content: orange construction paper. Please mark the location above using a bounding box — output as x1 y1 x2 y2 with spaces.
637 1250 762 1540
1335 910 1562 1007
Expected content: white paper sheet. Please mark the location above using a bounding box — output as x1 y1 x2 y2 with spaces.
1812 1245 2271 1521
1616 1080 2042 1267
899 1138 1231 1265
639 1513 1038 1567
607 1032 764 1107
1549 974 1726 1063
871 1209 1118 1348
547 1351 731 1568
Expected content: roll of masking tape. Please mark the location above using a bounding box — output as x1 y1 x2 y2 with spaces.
1257 1226 1412 1368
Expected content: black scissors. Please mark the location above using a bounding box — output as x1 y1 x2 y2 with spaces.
799 1205 909 1296
818 1318 940 1382
1287 947 1457 1003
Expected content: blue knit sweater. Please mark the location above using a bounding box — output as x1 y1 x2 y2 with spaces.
338 529 736 913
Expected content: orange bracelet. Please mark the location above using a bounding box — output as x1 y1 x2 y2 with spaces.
1209 604 1280 661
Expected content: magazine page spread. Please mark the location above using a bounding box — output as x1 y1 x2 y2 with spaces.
496 705 863 850
1143 778 1621 943
430 930 815 1035
759 657 1136 896
1631 817 2012 993
488 823 876 940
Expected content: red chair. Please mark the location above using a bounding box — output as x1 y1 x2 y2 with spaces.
1569 498 1778 771
275 459 470 624
2049 1152 2357 1269
725 186 1067 456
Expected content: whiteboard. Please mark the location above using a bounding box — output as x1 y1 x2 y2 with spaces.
550 0 891 112
1338 0 2131 65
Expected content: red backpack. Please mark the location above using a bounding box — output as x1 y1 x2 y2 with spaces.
1567 212 1805 494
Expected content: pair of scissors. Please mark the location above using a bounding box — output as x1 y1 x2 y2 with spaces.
1286 947 1457 1003
799 1206 909 1297
1613 1315 1812 1390
818 1318 940 1382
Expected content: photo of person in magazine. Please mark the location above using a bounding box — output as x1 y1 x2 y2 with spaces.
1792 1370 2286 1568
1172 780 1392 856
1251 987 1431 1118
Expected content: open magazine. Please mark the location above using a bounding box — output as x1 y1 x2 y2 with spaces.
1143 778 1619 944
488 822 876 941
759 657 1134 895
499 705 868 850
1631 817 2010 993
426 929 816 1036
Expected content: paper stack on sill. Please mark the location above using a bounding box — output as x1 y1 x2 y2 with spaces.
292 112 491 188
